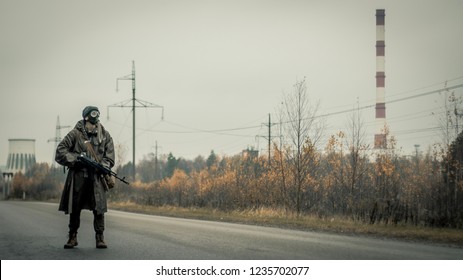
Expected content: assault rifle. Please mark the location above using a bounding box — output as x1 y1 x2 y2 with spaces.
77 153 130 185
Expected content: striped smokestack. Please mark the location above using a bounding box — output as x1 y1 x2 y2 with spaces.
375 9 387 149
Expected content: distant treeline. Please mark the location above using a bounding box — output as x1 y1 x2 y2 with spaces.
3 133 462 229
109 138 462 229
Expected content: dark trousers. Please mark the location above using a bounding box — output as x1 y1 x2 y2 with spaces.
69 210 105 234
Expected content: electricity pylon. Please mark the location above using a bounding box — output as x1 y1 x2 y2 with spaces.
47 115 70 167
108 61 164 180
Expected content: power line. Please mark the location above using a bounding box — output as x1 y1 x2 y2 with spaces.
387 83 463 104
109 82 463 138
105 80 463 160
317 83 463 120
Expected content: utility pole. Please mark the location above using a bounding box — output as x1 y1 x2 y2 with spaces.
47 115 70 167
153 140 162 180
260 113 278 165
108 61 164 180
414 144 420 169
414 144 420 158
451 91 463 135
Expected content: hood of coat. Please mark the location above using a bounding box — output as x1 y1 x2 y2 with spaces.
74 120 86 133
74 120 107 144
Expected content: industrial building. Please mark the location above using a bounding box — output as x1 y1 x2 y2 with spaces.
2 138 36 198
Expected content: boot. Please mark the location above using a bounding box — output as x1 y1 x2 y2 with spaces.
64 232 78 249
95 233 107 249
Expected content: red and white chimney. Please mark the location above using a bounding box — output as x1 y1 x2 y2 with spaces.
375 9 387 149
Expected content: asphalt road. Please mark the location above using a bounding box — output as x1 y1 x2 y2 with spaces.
1 200 462 260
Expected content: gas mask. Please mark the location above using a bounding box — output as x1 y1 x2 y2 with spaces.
85 110 100 125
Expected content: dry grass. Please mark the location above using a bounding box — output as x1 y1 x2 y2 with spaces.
108 201 463 248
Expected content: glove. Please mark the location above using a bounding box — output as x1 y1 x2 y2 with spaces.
65 153 80 167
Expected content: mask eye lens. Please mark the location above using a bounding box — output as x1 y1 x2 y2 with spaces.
90 110 100 118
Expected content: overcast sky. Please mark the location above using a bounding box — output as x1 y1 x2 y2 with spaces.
1 0 462 166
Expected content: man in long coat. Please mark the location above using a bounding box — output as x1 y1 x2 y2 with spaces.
56 106 115 249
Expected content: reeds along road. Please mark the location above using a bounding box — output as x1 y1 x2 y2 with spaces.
0 201 462 260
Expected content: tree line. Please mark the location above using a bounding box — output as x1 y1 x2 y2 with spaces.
105 132 461 229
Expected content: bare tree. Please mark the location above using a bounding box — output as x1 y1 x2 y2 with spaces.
345 102 369 216
433 87 463 162
115 143 128 168
280 78 324 215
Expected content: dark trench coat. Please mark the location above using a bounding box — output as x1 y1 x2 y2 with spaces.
56 120 115 215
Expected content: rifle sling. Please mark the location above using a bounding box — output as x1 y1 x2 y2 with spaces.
84 141 102 164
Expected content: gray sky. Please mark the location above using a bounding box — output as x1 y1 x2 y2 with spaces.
1 0 462 166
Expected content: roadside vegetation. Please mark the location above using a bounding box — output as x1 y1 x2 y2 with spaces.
108 201 463 247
